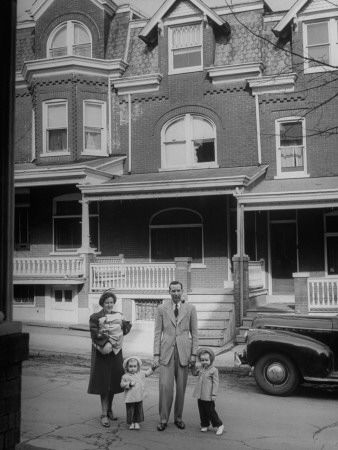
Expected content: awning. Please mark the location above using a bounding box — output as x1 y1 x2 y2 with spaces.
79 165 268 201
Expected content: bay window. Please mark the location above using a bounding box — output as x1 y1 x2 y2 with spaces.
43 100 68 155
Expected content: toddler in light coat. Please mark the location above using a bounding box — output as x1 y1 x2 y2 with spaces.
192 347 224 436
120 356 156 429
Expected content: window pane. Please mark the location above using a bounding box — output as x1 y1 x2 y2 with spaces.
164 142 187 167
64 290 73 302
55 290 63 302
280 122 303 146
307 22 329 45
151 227 202 262
172 25 201 48
13 285 34 305
281 146 304 169
51 24 67 56
308 44 330 65
55 217 82 250
48 129 67 151
56 200 82 216
173 47 201 69
48 104 67 128
326 215 338 233
15 207 29 247
85 103 102 127
327 236 338 274
74 23 90 45
194 140 215 163
192 117 214 140
85 130 102 150
165 117 185 141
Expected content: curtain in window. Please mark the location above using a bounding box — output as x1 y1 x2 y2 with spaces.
85 103 102 150
192 116 215 163
281 146 303 168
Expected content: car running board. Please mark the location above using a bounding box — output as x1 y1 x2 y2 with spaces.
304 373 338 383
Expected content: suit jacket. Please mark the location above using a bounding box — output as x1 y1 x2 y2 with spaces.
153 301 199 366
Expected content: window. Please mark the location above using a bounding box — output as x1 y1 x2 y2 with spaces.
162 114 216 169
304 19 338 72
13 286 35 306
325 212 338 275
15 205 29 250
150 209 203 263
48 21 92 58
53 195 99 252
54 289 73 303
135 299 163 321
83 101 107 155
42 100 68 155
169 23 203 74
275 118 307 178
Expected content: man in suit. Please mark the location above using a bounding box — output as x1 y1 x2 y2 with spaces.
153 280 199 431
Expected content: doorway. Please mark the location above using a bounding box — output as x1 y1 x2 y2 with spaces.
270 218 298 294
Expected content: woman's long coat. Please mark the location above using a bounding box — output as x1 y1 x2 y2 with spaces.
87 309 124 395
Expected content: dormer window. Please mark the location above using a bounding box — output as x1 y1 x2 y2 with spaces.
48 21 92 58
304 19 338 73
169 23 203 74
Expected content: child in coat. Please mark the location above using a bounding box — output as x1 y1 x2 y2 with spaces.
120 356 156 430
192 347 224 436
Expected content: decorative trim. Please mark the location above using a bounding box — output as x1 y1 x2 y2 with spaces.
273 0 309 37
247 73 298 95
113 73 163 95
207 62 264 84
214 2 265 16
139 0 229 43
22 56 128 86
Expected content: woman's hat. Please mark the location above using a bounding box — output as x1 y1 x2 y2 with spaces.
123 356 143 370
197 347 215 363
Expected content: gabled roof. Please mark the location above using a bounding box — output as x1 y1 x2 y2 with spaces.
28 0 118 21
273 0 308 37
139 0 230 44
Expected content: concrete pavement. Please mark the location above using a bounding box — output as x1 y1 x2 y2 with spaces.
21 321 246 371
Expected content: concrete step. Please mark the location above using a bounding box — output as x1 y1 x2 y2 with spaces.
242 317 253 327
199 337 226 347
236 335 247 344
197 311 230 320
199 329 225 339
194 303 233 312
198 320 227 330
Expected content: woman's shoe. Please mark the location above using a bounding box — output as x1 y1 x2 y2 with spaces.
107 410 118 420
134 423 140 430
216 424 224 435
201 427 209 432
101 415 110 427
129 423 135 430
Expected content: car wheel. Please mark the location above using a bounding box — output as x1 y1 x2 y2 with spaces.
254 352 299 396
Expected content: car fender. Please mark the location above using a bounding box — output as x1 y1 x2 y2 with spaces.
246 328 334 378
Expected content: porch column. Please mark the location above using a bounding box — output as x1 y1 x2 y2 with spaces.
293 272 310 314
233 201 249 326
174 257 192 301
78 198 95 254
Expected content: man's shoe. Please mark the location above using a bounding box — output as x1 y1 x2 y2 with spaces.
174 420 185 429
157 423 167 431
201 427 209 432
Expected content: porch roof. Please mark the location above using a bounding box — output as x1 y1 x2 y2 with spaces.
79 165 268 200
235 176 338 210
14 156 126 187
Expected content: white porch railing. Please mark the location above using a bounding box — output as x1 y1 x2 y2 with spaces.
248 260 265 289
90 263 176 292
308 277 338 311
14 257 84 277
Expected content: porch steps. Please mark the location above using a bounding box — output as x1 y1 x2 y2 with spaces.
188 290 235 347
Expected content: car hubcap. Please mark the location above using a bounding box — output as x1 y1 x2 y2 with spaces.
265 363 287 385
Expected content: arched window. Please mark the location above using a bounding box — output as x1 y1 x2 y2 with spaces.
150 208 203 263
48 21 92 58
161 114 216 169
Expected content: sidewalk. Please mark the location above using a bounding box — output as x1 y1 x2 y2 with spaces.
22 321 248 372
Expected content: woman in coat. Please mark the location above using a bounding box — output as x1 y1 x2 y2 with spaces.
87 290 131 427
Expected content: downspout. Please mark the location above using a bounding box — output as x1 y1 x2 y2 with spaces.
107 77 112 155
128 93 132 174
254 94 262 165
239 203 245 323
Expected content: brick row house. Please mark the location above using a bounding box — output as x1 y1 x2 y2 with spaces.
14 0 338 346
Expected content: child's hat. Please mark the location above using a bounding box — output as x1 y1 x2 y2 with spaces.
123 356 142 370
197 347 215 363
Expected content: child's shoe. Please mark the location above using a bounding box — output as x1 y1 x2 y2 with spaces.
134 423 140 430
216 424 224 436
129 423 135 430
201 427 208 432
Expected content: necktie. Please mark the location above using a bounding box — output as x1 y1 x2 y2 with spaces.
174 304 179 318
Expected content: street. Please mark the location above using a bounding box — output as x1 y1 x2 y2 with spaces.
17 356 338 450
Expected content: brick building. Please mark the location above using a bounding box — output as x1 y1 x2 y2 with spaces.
13 0 338 346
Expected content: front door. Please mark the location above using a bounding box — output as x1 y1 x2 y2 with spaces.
270 221 298 294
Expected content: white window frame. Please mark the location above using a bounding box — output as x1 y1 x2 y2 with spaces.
82 100 107 156
168 21 203 74
52 194 100 254
42 99 69 156
47 21 92 58
161 114 217 170
275 117 308 179
303 18 338 74
324 211 338 276
149 208 205 266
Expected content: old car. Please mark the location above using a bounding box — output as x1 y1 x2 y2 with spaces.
238 313 338 396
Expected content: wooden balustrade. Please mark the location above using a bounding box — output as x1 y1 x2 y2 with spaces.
308 277 338 311
90 263 175 291
13 257 84 277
